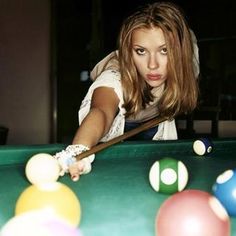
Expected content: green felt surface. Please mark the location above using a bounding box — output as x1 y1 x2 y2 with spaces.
0 139 236 235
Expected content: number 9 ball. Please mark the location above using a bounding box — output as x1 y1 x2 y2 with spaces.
193 138 213 156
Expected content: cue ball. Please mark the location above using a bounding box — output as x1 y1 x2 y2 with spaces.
149 158 188 194
156 190 230 236
213 169 236 216
0 210 81 236
25 153 60 185
15 182 81 226
193 138 213 156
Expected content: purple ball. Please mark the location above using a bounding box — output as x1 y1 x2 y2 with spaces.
0 210 82 236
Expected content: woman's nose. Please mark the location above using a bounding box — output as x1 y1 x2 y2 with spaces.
148 55 159 69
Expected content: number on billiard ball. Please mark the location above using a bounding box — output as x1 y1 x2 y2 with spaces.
149 157 188 194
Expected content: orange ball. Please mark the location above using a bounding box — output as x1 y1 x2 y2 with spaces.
25 153 60 185
15 182 81 226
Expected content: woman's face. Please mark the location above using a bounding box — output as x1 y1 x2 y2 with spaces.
131 27 168 88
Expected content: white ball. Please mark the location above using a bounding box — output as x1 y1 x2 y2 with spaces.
25 153 60 185
0 210 80 236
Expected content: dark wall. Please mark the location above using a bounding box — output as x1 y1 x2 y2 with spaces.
0 0 51 144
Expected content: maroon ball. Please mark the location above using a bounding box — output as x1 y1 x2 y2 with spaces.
156 189 230 236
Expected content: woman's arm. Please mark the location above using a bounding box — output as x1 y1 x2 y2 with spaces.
72 86 119 148
68 86 119 180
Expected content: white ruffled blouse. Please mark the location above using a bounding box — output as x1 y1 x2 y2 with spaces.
78 69 178 142
77 29 200 142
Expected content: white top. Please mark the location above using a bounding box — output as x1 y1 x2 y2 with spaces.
78 69 178 142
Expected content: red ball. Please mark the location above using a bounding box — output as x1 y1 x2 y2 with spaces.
156 190 230 236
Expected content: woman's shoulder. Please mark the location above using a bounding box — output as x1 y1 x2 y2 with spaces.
96 69 120 82
90 51 119 80
88 69 122 97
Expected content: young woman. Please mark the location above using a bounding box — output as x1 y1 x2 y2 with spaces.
55 2 199 181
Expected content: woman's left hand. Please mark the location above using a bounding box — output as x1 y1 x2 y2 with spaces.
54 144 95 181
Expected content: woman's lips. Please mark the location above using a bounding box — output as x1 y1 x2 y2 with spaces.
147 74 161 81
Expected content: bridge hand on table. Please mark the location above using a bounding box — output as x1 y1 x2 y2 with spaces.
53 144 95 181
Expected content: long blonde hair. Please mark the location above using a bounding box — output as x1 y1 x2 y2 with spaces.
118 2 199 119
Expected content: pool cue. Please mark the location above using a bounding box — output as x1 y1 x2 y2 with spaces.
75 116 167 161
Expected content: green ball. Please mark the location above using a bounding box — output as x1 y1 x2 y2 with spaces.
149 158 188 194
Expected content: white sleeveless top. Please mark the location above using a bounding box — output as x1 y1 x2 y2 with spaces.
78 29 199 142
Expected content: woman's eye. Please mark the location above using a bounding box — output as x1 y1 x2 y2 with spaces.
161 47 167 55
135 48 146 55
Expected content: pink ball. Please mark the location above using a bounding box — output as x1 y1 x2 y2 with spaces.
156 190 230 236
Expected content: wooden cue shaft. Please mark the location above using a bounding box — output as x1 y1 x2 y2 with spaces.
75 116 167 161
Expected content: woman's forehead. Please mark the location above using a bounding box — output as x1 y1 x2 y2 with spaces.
131 27 166 46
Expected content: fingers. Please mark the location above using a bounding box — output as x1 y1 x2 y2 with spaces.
69 161 85 182
68 157 93 181
69 163 80 181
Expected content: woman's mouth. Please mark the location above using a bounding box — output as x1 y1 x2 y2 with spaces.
147 74 161 81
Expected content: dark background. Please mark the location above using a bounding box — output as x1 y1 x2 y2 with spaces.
52 0 236 142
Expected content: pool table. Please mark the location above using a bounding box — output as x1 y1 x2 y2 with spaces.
0 138 236 235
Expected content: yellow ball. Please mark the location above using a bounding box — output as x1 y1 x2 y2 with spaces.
25 153 60 185
15 182 81 226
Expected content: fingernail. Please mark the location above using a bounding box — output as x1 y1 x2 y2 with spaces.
71 175 79 182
